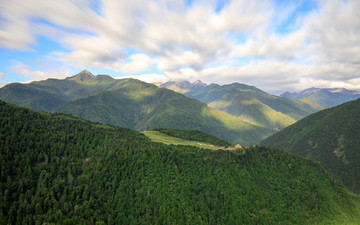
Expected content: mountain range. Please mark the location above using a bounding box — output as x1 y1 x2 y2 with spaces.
281 87 360 107
1 100 360 224
162 80 323 131
261 98 360 194
0 71 273 145
1 71 358 146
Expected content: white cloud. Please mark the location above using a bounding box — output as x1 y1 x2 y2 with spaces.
0 72 5 80
162 59 360 94
10 62 71 81
0 0 359 93
157 51 205 71
54 35 125 70
164 68 199 81
120 54 154 73
231 30 307 60
304 0 360 64
0 0 102 49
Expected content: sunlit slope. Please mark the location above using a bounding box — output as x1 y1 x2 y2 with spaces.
143 131 220 150
152 128 231 147
56 79 273 145
186 83 323 130
1 100 360 224
261 98 360 193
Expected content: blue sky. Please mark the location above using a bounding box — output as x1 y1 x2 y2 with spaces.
0 0 359 94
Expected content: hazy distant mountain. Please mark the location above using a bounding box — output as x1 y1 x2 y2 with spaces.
281 87 360 107
261 98 360 193
55 78 273 145
166 81 323 131
161 80 207 93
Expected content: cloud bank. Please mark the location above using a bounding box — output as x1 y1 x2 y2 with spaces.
0 0 359 93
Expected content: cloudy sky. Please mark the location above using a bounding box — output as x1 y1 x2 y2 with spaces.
0 0 359 94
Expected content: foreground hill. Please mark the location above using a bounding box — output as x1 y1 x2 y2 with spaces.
163 81 323 130
261 99 360 194
55 78 272 145
1 101 360 224
281 87 360 107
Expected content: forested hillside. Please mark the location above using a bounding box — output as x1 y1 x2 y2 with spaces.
1 100 360 224
261 98 360 194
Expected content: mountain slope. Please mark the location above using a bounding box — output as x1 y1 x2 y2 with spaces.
184 82 323 130
55 79 273 145
261 98 360 193
1 100 360 224
281 87 360 107
0 70 120 112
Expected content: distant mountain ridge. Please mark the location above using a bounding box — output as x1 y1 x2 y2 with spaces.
163 80 323 131
161 80 207 93
261 98 360 194
281 87 360 107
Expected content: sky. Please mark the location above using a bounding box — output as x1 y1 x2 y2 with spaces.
0 0 359 94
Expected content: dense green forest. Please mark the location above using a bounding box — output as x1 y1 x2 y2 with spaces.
1 100 360 224
261 98 360 194
153 128 231 146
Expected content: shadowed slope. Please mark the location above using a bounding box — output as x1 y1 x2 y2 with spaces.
261 98 360 193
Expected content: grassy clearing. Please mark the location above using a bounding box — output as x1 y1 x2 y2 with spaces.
143 131 221 150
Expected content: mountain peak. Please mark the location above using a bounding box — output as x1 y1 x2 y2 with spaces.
193 80 204 85
281 87 320 99
69 70 95 81
192 80 207 87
